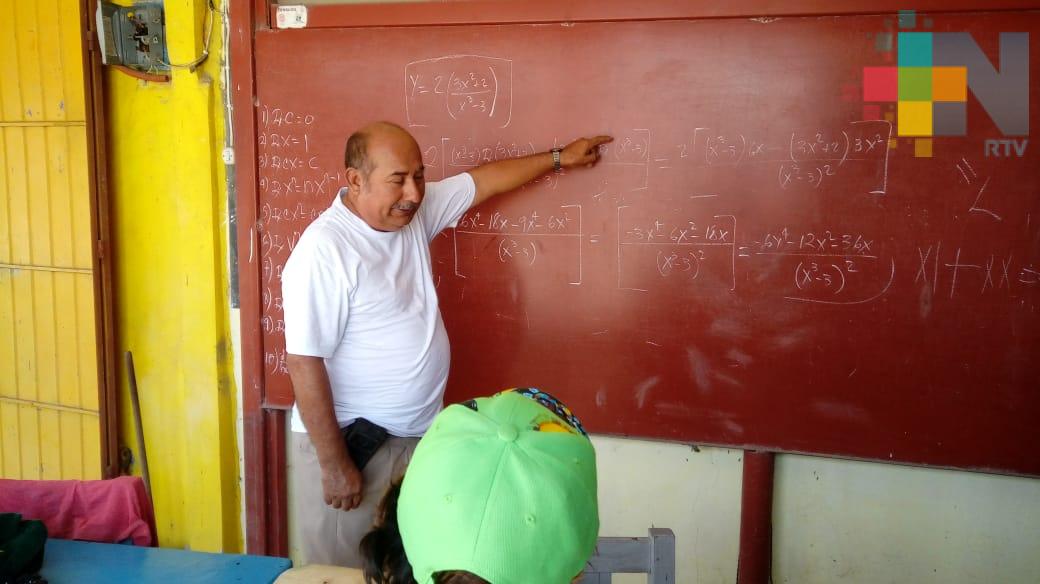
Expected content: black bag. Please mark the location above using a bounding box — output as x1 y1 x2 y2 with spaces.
0 513 47 584
341 418 389 471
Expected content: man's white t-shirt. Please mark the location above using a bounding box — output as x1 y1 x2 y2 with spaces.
281 173 476 436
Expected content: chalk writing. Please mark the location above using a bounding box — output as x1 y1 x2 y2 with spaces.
448 140 539 167
457 208 577 235
256 104 348 390
622 218 733 245
678 121 892 195
454 205 583 284
739 228 876 258
784 258 896 305
794 261 849 294
956 157 1003 221
250 94 1037 393
598 129 651 193
264 348 289 375
498 238 538 265
405 55 513 128
656 249 705 278
915 243 1037 299
259 105 315 128
617 207 736 291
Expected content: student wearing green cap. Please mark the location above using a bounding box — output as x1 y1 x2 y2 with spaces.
359 388 599 584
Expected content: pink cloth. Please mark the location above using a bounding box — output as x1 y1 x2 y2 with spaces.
0 476 156 546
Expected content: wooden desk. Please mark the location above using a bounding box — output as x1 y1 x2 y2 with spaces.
40 539 292 583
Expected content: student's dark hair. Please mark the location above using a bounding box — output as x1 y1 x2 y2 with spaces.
360 481 489 584
433 573 488 584
360 480 413 584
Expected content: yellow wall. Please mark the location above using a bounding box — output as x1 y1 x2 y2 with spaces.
107 0 240 551
0 0 103 482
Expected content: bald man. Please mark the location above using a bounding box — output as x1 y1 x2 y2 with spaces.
282 122 611 567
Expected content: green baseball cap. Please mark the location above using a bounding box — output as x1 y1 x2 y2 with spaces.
398 389 599 584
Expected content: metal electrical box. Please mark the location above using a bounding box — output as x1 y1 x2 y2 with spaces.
96 2 169 71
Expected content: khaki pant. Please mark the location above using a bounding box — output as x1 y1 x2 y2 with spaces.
290 431 419 568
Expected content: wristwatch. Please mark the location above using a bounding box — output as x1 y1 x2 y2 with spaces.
551 148 562 173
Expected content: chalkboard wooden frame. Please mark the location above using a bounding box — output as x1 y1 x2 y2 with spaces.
271 0 1040 29
233 0 1040 555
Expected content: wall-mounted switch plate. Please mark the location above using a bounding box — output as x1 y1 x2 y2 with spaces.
96 2 169 72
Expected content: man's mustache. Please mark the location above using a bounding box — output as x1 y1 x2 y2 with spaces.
392 202 418 211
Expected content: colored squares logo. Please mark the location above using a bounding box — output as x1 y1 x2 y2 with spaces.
861 27 970 156
898 101 932 136
863 67 897 101
899 67 931 100
898 10 916 29
933 67 967 101
897 32 932 66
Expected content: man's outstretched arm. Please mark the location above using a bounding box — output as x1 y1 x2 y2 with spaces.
467 135 613 208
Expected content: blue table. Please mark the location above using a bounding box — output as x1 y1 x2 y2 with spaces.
40 539 292 583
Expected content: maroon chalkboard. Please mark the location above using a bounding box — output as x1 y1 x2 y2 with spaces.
251 11 1040 475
